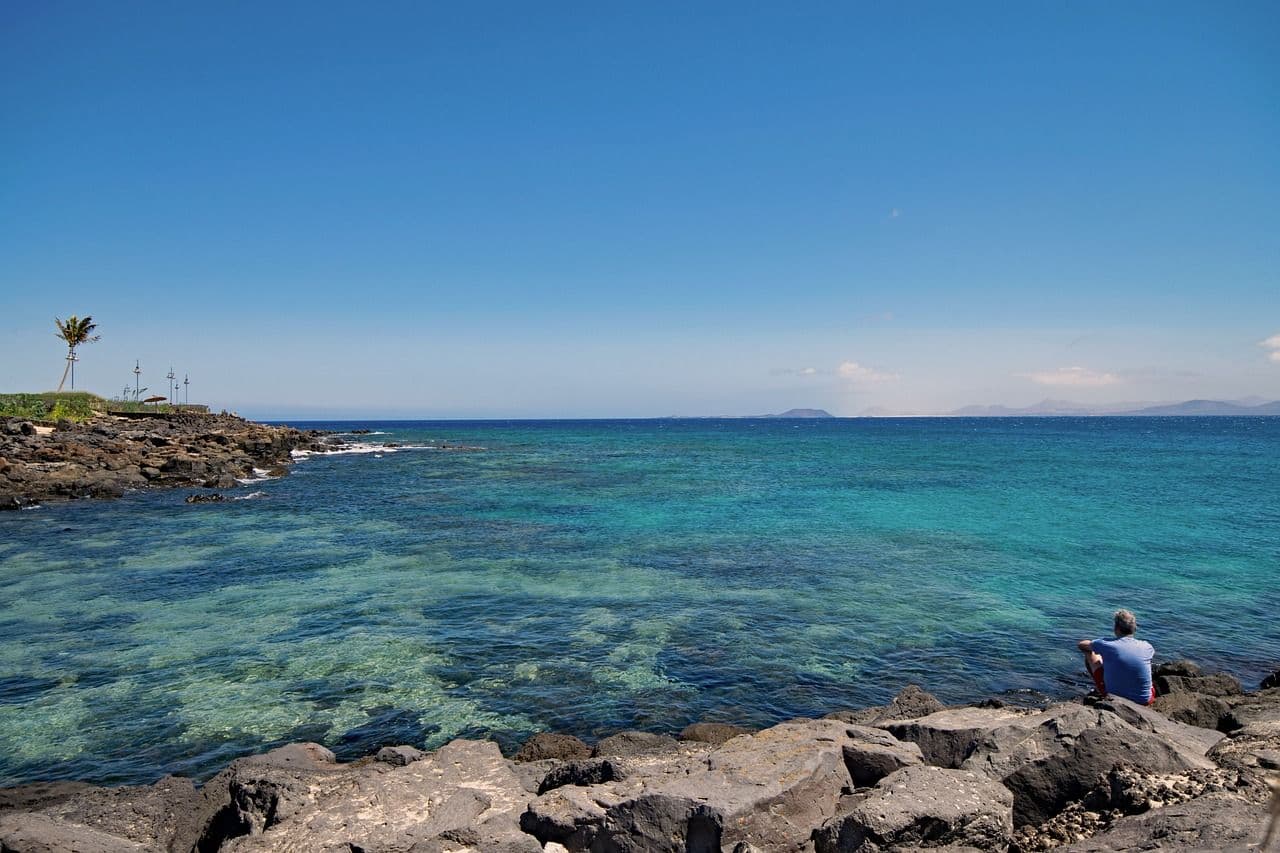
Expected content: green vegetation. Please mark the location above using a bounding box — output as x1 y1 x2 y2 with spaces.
0 392 102 422
54 315 101 392
0 392 209 421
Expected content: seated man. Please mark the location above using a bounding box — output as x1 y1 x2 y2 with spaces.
1077 608 1155 705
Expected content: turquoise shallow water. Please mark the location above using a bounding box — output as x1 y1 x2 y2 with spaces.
1 417 1278 787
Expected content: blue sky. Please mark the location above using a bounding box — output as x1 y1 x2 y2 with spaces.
2 2 1277 417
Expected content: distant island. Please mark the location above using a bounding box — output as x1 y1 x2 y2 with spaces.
760 408 834 419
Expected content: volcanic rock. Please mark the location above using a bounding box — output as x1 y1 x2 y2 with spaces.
678 722 755 745
592 731 680 758
514 732 592 762
193 740 537 852
960 699 1221 826
813 765 1014 853
1056 792 1270 851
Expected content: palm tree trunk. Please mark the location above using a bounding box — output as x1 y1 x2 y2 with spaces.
56 347 73 392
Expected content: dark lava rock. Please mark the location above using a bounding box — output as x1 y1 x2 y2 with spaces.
375 745 427 766
679 722 755 745
0 774 202 852
960 699 1222 827
1156 672 1243 698
1154 659 1203 679
1152 691 1231 730
0 414 327 510
840 725 924 787
814 765 1013 853
825 684 947 727
593 730 681 758
1261 670 1280 690
1057 792 1269 851
537 757 628 794
185 493 225 504
513 732 592 763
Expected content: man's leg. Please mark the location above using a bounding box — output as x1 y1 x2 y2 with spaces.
1083 651 1106 695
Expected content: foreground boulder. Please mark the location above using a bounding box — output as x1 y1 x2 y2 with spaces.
522 719 865 852
1057 792 1270 851
883 705 1036 768
1151 691 1231 730
678 722 755 746
514 732 592 762
0 811 149 852
825 685 947 727
960 699 1222 826
814 765 1014 852
0 774 202 852
1209 686 1280 773
839 725 923 787
593 731 681 758
194 740 538 852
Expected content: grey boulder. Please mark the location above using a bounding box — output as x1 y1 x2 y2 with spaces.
514 732 592 763
0 773 202 852
1151 691 1230 730
679 722 755 746
883 705 1036 768
825 685 946 727
196 740 538 852
523 719 862 852
814 765 1014 853
0 811 149 852
592 731 681 758
840 725 923 787
961 700 1222 826
1057 792 1269 851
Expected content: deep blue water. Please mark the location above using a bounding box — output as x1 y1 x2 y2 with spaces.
1 417 1278 787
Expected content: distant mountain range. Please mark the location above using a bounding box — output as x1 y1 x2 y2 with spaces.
860 398 1280 418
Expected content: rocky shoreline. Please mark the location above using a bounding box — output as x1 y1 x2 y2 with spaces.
0 413 343 510
0 662 1275 852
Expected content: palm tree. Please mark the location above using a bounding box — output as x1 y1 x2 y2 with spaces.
55 315 100 392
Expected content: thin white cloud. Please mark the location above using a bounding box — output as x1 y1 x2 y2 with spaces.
1260 333 1280 363
888 208 901 219
1018 366 1120 387
771 366 821 376
837 361 899 383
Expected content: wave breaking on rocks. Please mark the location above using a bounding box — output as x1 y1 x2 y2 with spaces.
0 414 477 510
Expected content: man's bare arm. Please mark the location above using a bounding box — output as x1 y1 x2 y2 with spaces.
1077 639 1093 653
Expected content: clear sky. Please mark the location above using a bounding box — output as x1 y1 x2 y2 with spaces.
2 2 1277 418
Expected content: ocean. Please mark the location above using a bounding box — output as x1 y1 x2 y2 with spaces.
1 417 1277 787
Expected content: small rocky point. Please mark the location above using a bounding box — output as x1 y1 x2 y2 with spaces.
0 663 1276 851
0 413 335 510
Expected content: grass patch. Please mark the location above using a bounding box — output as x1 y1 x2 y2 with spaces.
0 392 209 420
0 392 103 422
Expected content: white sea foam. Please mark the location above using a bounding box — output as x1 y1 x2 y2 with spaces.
290 442 437 459
235 467 280 485
331 430 390 436
234 491 267 501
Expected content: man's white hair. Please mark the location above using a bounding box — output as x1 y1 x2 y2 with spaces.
1114 609 1137 636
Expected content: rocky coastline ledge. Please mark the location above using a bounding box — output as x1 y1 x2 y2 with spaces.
1 663 1276 852
0 413 341 510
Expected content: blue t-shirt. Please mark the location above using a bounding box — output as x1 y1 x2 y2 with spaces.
1093 635 1155 704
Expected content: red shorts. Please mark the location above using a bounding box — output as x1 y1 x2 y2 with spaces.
1091 665 1156 706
